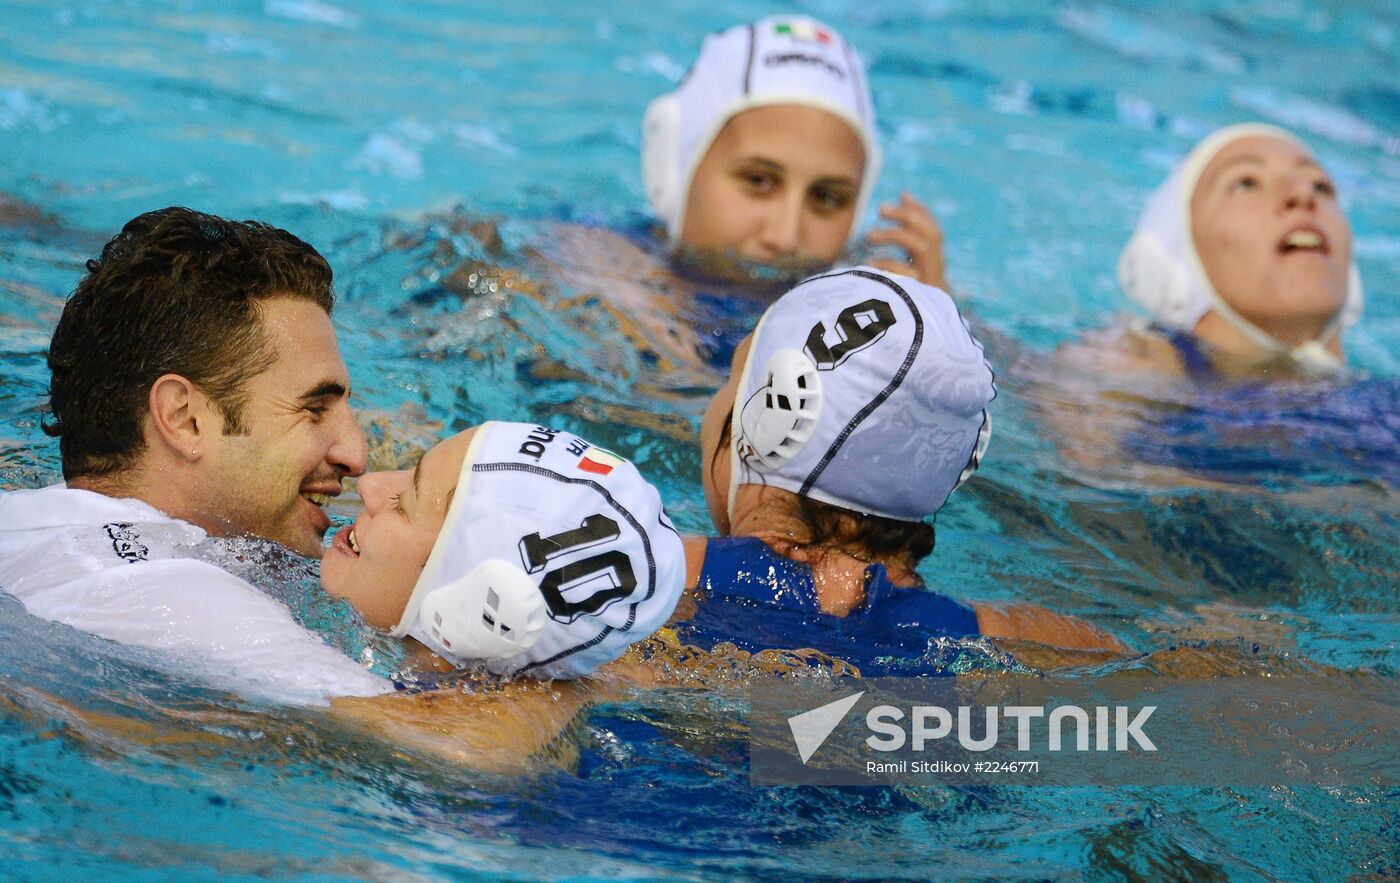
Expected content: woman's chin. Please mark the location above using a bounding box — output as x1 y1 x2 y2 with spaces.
669 243 826 290
318 557 344 594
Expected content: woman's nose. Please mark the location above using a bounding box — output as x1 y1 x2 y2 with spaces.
757 196 804 256
1280 171 1317 211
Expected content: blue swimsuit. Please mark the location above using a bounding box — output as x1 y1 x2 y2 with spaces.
1161 327 1217 379
674 537 981 676
1124 329 1400 487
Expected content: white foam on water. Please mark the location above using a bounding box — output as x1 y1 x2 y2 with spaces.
277 189 369 211
263 0 359 29
0 89 68 134
452 123 518 156
1056 5 1245 75
1231 86 1400 155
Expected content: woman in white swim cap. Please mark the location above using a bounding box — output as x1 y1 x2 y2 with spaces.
404 17 954 397
1119 123 1363 377
322 421 686 681
677 266 1127 656
643 16 949 289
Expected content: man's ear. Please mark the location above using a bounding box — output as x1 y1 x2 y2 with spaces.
148 374 216 462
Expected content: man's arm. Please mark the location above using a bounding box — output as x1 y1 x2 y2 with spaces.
38 559 603 770
329 676 605 773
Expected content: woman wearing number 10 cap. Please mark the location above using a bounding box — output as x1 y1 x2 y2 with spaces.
321 421 686 680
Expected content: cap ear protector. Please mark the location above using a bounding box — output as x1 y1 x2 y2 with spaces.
737 347 823 471
1117 229 1198 330
408 558 548 663
955 411 992 490
641 94 683 238
728 347 823 518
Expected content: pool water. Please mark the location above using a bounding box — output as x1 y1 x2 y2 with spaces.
2 0 1398 878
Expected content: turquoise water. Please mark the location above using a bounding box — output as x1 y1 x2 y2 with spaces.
2 0 1398 878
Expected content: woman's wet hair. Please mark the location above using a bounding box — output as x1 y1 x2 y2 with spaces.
716 411 935 568
796 494 935 567
44 206 335 479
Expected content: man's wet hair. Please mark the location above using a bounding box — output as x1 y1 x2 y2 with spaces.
44 206 335 479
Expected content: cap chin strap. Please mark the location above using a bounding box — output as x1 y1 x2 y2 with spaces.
1204 290 1343 374
407 558 547 665
727 348 823 522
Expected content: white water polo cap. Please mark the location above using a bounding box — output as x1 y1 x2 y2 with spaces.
391 421 685 680
729 266 995 522
642 15 882 246
1117 123 1364 372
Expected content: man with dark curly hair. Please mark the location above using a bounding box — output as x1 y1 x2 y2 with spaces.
42 205 366 558
0 207 626 768
0 206 387 702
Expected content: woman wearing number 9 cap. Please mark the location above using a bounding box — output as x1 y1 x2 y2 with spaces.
321 421 685 680
681 267 1127 656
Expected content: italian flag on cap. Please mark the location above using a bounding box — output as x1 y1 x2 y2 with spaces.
774 21 832 44
577 447 625 476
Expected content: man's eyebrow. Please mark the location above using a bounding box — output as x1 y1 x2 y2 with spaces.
297 380 348 402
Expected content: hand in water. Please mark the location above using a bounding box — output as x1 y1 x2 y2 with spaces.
863 192 949 292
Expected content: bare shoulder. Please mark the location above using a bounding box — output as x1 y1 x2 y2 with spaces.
526 222 681 311
1024 323 1199 480
1054 324 1187 382
520 222 726 387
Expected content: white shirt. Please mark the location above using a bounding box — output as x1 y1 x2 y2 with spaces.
0 485 391 706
